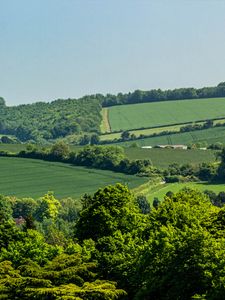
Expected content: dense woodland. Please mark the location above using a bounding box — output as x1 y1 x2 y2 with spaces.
0 97 102 143
1 82 225 143
1 183 225 299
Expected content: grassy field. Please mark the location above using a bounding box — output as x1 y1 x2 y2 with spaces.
124 148 218 168
100 124 184 141
100 119 225 141
0 157 147 199
146 182 225 204
108 97 225 132
117 126 225 147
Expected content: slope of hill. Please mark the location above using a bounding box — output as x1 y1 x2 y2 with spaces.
0 97 102 142
117 126 225 147
0 156 147 198
146 182 225 204
106 97 225 132
124 148 217 169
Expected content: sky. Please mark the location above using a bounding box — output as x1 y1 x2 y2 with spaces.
1 0 225 106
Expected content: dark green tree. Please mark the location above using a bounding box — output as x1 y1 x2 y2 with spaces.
76 184 141 241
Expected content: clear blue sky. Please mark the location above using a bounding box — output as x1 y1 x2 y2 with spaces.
1 0 225 105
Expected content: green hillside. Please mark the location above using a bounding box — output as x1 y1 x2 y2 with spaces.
125 148 217 168
146 182 225 204
117 126 225 147
0 97 102 142
107 97 225 132
0 157 147 198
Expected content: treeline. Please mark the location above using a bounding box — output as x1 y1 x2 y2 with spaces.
164 162 217 183
2 184 225 298
1 142 224 183
162 146 225 183
16 143 157 177
1 82 225 143
0 97 102 142
101 82 225 106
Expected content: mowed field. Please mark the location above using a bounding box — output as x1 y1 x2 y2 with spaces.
146 182 225 204
100 119 225 141
0 157 147 199
118 126 225 147
100 124 184 141
107 97 225 132
125 148 218 168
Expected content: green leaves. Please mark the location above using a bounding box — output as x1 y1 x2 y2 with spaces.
76 184 141 241
35 192 61 222
134 189 225 299
0 254 126 300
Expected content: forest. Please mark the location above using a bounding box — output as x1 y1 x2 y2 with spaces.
1 183 225 299
0 97 102 143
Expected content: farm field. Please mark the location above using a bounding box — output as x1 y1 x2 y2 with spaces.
100 119 225 141
146 182 225 204
100 124 184 141
0 157 147 199
117 126 225 147
125 148 218 168
107 97 225 132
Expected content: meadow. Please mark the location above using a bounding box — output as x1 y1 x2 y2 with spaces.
100 124 183 141
107 97 225 132
146 182 225 204
100 119 225 141
0 157 147 199
117 126 225 147
125 148 218 168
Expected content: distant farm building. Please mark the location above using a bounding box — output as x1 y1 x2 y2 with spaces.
14 216 26 226
156 145 188 150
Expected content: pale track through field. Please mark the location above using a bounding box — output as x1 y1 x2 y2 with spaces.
101 108 111 133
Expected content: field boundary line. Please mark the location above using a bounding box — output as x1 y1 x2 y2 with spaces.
105 116 225 135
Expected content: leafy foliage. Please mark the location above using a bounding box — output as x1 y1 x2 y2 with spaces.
2 184 225 299
0 254 126 299
0 97 102 142
101 82 225 107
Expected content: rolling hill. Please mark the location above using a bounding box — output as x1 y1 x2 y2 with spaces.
105 97 225 133
0 156 147 199
116 126 225 148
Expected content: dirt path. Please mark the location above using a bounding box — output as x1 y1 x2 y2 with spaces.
101 108 111 133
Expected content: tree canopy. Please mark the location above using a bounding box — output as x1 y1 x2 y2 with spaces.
1 185 225 299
